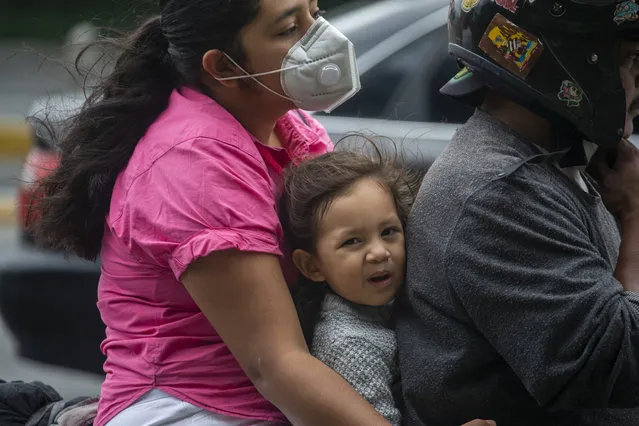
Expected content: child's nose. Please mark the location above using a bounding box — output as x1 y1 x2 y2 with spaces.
366 243 391 263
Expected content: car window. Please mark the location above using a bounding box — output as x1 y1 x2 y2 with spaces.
324 37 430 119
324 34 432 120
377 24 474 124
324 24 473 124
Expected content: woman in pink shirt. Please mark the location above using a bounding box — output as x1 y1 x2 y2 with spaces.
30 0 390 425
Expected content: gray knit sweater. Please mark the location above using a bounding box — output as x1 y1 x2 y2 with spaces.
311 293 401 426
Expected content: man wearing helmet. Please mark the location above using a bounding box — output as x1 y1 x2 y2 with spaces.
396 0 639 425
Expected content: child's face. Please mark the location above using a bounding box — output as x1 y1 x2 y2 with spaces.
297 177 405 306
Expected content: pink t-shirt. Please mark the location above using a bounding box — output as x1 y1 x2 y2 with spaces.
95 87 332 426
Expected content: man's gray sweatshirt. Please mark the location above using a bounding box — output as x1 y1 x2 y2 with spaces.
396 110 639 426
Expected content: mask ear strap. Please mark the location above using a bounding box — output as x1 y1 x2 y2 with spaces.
215 53 301 81
214 53 300 105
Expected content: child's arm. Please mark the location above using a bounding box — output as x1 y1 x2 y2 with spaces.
315 336 401 426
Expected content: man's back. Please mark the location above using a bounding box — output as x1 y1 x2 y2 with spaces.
396 110 639 426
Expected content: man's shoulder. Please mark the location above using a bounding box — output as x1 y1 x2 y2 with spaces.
409 112 578 249
437 112 539 179
424 110 571 202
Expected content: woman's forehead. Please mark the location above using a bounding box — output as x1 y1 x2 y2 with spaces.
254 0 313 23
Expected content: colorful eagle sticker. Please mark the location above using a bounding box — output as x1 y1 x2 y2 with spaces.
478 13 544 79
557 80 583 107
495 0 520 13
462 0 480 12
614 0 639 25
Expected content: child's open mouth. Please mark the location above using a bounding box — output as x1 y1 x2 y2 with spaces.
368 271 393 287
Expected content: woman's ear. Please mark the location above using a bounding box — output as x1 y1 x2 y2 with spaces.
202 49 240 88
292 249 325 283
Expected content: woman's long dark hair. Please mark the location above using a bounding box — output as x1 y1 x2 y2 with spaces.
279 141 422 348
30 0 260 260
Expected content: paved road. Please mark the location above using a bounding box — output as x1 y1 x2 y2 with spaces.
0 225 103 399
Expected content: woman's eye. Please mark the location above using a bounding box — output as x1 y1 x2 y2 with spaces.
279 10 325 36
279 9 325 36
279 25 298 36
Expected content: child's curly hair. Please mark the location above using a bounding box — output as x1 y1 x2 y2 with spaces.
279 140 423 347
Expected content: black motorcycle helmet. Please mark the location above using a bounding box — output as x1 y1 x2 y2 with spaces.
441 0 639 147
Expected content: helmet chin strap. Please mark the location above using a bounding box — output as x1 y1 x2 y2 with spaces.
553 125 588 168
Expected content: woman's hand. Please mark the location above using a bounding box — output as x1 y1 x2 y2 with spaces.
181 249 390 426
462 420 496 426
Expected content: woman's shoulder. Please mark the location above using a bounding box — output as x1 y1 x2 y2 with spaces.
108 89 277 225
145 87 262 156
115 88 269 192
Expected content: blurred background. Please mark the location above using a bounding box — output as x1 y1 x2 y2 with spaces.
0 0 361 400
0 0 356 117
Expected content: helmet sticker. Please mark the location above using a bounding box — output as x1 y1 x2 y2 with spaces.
557 80 583 107
495 0 520 13
614 0 639 25
462 0 480 12
478 13 544 79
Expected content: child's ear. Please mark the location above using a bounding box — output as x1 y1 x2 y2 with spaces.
292 249 325 283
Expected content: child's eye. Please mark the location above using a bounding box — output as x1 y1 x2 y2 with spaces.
341 237 361 247
382 227 402 238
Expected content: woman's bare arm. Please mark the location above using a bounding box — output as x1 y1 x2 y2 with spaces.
181 249 390 426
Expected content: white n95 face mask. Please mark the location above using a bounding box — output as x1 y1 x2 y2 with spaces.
217 17 361 113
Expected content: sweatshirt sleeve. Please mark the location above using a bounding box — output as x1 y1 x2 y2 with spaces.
445 174 639 410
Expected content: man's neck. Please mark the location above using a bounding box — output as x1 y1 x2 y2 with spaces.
480 90 555 151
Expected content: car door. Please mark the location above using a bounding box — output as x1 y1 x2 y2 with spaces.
320 5 473 125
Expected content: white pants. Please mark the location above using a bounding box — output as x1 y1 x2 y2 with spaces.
106 389 280 426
